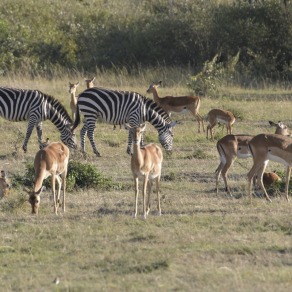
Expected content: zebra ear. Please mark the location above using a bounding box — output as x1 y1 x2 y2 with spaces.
124 123 132 130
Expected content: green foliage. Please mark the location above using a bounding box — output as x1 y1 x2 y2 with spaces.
0 0 290 83
188 52 241 97
67 161 118 190
12 161 120 192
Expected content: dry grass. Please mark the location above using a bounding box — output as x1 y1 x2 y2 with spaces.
0 74 292 291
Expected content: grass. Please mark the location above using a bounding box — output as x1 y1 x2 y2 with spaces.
0 72 292 291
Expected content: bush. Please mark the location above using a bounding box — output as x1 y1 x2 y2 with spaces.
12 161 121 192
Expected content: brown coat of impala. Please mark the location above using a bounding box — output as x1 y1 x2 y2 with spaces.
29 142 70 215
215 121 290 195
85 76 95 89
247 134 292 202
206 108 236 140
146 81 205 133
131 125 163 219
68 81 79 121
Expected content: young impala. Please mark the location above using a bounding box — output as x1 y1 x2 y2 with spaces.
131 124 163 219
68 81 79 121
28 142 70 215
206 108 236 140
0 170 10 198
146 81 205 133
215 121 290 195
247 133 292 202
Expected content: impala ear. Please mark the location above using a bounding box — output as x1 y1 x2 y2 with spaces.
158 81 162 87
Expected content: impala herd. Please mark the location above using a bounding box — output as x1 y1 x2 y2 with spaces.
0 79 291 218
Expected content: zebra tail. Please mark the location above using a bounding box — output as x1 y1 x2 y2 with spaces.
72 103 81 131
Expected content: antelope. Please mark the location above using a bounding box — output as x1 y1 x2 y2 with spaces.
269 120 291 136
146 81 205 133
247 133 292 202
85 77 95 89
131 125 163 219
215 121 290 195
0 170 11 198
206 108 236 140
39 137 50 149
68 81 79 120
262 171 282 188
28 142 69 215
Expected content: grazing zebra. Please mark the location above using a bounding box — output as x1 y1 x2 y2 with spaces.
0 87 77 152
72 87 176 157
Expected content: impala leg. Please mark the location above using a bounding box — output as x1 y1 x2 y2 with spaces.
207 125 215 140
146 180 152 216
55 175 62 214
255 161 272 202
156 177 161 216
215 162 223 194
134 177 139 218
196 113 205 133
142 174 149 219
285 166 291 201
221 157 236 196
247 161 263 203
51 173 58 214
62 172 67 212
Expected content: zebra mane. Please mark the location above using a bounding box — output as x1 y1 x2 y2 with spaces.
41 91 73 123
143 96 172 123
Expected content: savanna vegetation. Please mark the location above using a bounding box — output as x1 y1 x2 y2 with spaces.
0 0 292 291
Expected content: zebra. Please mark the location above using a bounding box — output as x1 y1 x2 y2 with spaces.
0 87 77 152
72 87 176 157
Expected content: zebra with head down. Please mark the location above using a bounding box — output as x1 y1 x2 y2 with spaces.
0 87 77 152
72 87 176 158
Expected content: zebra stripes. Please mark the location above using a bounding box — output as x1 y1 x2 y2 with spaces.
72 87 176 157
0 87 77 151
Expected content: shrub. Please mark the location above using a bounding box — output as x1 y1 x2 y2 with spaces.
12 161 121 192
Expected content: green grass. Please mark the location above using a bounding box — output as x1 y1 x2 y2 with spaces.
0 73 292 291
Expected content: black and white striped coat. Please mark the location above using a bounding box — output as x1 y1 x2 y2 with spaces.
0 87 77 151
72 87 176 157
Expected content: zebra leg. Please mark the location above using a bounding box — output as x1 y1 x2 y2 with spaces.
126 126 145 155
126 130 133 155
36 122 43 148
86 121 101 157
23 119 36 152
80 124 88 158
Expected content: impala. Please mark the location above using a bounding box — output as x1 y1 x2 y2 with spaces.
131 125 163 219
215 121 290 195
206 108 236 140
85 77 95 89
68 81 79 121
28 142 70 215
247 133 292 202
0 170 10 198
146 81 205 133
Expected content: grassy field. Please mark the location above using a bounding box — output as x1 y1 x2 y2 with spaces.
0 72 292 291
